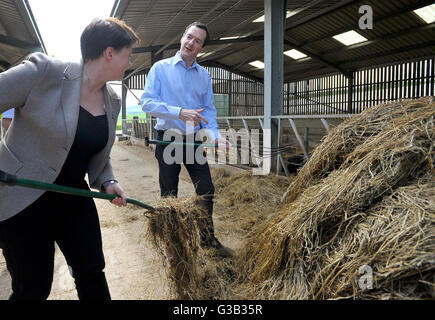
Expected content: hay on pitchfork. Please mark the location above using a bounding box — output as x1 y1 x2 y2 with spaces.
146 170 291 300
147 196 238 300
147 197 207 299
236 97 434 299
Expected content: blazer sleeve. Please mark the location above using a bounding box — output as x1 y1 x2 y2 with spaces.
91 159 115 191
0 53 49 113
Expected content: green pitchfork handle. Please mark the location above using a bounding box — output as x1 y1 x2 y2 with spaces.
146 138 218 147
0 170 156 214
146 138 241 148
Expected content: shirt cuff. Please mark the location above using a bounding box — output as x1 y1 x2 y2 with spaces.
167 105 182 120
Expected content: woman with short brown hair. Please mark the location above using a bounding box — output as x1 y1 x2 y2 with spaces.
0 17 138 300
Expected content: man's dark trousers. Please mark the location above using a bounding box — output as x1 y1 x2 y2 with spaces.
155 130 215 239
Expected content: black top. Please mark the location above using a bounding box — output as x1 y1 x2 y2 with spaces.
55 106 108 188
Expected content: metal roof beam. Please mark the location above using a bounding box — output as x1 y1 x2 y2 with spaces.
284 40 435 81
213 0 325 40
231 55 259 72
128 1 264 78
298 0 435 47
124 67 149 79
201 0 356 72
202 60 263 83
132 0 252 54
221 36 347 76
129 37 262 79
0 14 9 33
132 35 263 54
154 0 230 56
132 45 166 54
19 0 46 53
206 0 251 29
110 0 131 18
197 43 235 61
123 60 150 81
321 21 435 57
0 34 42 52
212 11 265 40
196 0 342 67
0 60 10 71
259 1 435 77
337 40 435 67
284 37 348 75
133 0 159 32
148 0 198 46
208 35 263 46
284 65 337 82
220 0 430 78
285 0 361 32
198 42 254 63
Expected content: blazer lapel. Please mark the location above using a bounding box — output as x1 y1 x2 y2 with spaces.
61 59 83 147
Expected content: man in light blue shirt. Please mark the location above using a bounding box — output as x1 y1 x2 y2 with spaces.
141 50 219 140
141 22 232 258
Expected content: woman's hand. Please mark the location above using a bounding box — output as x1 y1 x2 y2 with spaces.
105 182 127 207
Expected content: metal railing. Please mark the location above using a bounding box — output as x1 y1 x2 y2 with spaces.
120 114 353 176
122 117 157 140
217 114 354 176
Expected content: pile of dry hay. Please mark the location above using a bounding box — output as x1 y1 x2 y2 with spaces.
148 97 434 300
211 169 290 234
238 97 434 299
147 171 289 299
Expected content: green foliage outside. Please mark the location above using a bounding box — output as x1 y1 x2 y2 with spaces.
116 114 146 130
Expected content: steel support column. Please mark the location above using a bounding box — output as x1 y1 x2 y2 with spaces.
121 79 127 123
263 0 286 174
347 72 354 113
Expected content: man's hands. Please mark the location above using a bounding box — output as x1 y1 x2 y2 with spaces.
179 108 208 126
179 107 231 149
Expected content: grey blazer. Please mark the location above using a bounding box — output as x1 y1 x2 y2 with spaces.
0 53 120 222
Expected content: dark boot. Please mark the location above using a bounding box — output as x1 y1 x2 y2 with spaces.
200 236 234 258
198 196 233 258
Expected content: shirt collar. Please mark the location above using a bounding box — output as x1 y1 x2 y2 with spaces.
173 51 199 71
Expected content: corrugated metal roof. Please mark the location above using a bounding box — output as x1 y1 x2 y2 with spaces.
0 0 45 71
112 0 435 82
